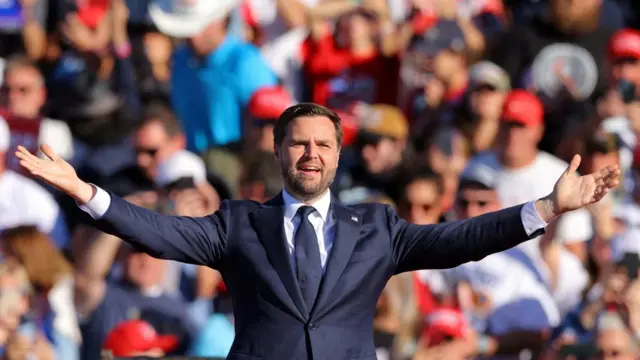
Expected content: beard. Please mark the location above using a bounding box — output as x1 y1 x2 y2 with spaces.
282 162 336 201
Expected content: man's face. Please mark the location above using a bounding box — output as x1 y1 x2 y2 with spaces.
433 50 461 83
1 67 45 118
496 122 542 160
399 179 441 225
469 85 506 119
455 186 500 219
612 58 640 86
125 251 168 289
134 121 183 179
275 116 339 201
250 122 275 153
187 20 224 56
596 328 636 360
361 136 403 175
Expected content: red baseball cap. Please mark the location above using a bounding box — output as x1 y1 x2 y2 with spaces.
103 320 179 356
501 90 544 126
609 29 640 60
422 308 471 346
248 86 294 121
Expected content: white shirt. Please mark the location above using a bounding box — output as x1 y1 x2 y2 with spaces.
79 186 548 267
0 170 61 233
468 152 591 315
418 252 560 327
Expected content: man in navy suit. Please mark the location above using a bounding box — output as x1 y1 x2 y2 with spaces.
17 103 619 360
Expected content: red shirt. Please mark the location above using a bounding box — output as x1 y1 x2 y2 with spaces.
301 34 399 109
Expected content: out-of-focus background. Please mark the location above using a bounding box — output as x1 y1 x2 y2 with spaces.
0 0 640 359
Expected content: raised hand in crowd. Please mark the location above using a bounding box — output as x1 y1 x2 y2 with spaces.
60 11 110 53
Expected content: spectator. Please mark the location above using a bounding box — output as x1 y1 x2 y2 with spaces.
1 225 81 360
461 61 510 153
336 103 409 203
395 167 444 225
415 161 560 359
0 54 74 173
302 2 398 110
490 0 613 154
593 310 639 360
150 0 278 152
403 19 469 129
0 116 70 248
240 151 284 203
73 222 196 360
468 90 591 317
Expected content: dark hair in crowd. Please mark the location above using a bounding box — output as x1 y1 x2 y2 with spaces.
396 166 444 203
273 103 343 147
244 151 284 198
139 102 183 137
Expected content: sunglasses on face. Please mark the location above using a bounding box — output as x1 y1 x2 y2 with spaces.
134 147 159 157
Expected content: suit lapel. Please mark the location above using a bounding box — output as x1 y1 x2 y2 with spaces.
251 194 308 320
313 198 361 316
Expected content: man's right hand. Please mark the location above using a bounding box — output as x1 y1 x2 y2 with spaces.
15 144 96 204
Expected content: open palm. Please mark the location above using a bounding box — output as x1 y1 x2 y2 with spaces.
15 144 81 196
551 154 620 214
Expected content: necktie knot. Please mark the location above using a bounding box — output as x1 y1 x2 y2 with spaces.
297 206 315 219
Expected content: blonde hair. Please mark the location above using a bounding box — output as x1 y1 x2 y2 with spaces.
2 226 72 290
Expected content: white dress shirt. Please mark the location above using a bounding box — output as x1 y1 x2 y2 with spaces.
78 186 548 266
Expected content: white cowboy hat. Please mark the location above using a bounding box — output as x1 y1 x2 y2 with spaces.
149 0 240 38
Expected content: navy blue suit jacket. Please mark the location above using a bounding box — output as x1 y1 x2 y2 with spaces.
93 192 540 360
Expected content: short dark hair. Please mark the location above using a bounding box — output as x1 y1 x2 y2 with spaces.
396 166 444 203
273 103 343 147
243 151 284 198
139 102 182 137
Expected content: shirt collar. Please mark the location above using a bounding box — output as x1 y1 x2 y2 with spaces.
282 188 332 223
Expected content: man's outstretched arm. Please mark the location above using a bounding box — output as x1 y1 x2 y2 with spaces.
391 155 620 273
81 185 226 267
15 144 226 268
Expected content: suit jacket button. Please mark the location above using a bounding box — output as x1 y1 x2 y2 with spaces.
307 322 316 330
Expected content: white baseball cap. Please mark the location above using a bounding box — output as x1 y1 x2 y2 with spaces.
149 0 240 38
0 115 9 152
155 150 207 187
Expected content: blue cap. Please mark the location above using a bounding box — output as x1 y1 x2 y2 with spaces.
459 161 500 189
409 19 466 56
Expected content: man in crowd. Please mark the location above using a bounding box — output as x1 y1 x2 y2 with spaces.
468 90 591 317
0 54 74 172
0 116 70 248
415 161 560 359
150 0 278 153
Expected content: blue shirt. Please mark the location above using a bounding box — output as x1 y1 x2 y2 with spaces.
171 36 278 152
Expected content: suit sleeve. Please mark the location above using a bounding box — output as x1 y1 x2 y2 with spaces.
91 192 228 268
389 204 543 274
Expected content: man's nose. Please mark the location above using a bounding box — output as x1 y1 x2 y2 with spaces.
305 142 319 158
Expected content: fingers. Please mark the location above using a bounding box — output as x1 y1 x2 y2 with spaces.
15 145 39 162
567 154 581 174
40 144 60 162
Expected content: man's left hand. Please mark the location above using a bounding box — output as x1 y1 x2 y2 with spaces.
536 154 620 222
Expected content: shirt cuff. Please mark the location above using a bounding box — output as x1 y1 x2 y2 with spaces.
521 201 548 237
77 184 111 219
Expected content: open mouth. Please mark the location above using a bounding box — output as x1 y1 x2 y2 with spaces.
298 165 321 175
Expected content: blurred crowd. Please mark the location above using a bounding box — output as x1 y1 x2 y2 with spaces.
0 0 640 359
